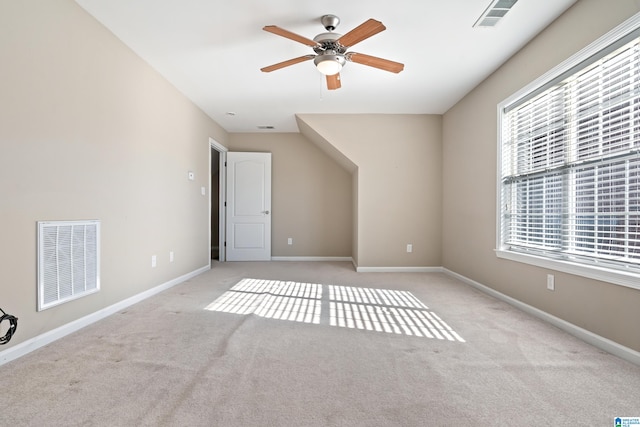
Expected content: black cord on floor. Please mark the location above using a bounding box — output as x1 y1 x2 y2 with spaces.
0 307 18 345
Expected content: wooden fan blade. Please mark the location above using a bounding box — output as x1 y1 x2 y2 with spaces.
263 25 319 47
337 19 386 48
326 73 341 90
347 52 404 73
261 55 315 72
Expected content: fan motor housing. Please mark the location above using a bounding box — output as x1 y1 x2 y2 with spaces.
313 32 346 55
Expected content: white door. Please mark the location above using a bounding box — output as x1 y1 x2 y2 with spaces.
226 152 272 261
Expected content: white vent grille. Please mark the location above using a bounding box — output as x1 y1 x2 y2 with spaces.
37 220 100 311
473 0 519 27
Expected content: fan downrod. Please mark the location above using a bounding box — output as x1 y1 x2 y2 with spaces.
321 14 340 32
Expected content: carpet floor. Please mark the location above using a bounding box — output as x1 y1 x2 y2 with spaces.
1 261 639 426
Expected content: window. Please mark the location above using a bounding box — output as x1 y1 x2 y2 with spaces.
497 14 640 289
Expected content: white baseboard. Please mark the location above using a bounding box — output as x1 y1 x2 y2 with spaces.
271 256 353 262
270 258 442 274
0 265 210 367
356 266 444 273
443 268 640 367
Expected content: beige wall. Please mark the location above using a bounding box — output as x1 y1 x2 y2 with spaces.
0 0 227 348
442 0 640 352
4 0 640 358
297 114 442 268
227 133 352 257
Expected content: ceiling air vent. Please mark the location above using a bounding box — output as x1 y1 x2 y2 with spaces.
257 125 275 130
473 0 519 28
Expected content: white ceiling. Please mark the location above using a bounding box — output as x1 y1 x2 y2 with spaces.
75 0 577 133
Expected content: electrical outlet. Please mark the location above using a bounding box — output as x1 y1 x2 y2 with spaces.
547 274 555 291
151 255 157 268
406 244 413 253
287 237 293 245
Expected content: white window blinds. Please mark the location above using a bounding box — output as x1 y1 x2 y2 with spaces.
500 35 640 274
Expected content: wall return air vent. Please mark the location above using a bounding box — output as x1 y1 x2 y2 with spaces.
473 0 519 27
37 220 100 311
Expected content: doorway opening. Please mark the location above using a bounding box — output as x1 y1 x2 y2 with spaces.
211 148 220 260
210 138 227 263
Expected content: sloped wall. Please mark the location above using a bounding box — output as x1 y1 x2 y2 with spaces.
228 133 352 258
297 114 442 269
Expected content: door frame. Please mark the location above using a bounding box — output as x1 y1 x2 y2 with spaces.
209 137 228 263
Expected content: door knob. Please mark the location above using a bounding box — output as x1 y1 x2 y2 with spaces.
262 210 270 215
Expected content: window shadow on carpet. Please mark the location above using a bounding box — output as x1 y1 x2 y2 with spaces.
205 278 465 342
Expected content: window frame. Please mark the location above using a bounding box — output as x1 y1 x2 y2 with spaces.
496 12 640 291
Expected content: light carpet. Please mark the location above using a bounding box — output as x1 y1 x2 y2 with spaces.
1 261 639 426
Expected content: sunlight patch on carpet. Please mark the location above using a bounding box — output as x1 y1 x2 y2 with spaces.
329 285 464 341
205 278 465 342
204 278 321 324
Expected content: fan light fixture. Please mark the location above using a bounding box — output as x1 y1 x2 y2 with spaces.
260 15 404 90
314 54 345 75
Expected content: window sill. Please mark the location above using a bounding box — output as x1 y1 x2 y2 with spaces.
495 249 640 291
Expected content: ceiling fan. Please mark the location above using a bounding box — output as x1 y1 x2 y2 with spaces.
260 14 404 90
